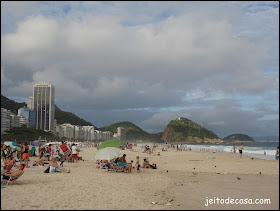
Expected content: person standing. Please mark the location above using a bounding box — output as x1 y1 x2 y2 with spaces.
18 142 23 162
233 144 236 153
239 143 244 158
22 142 30 167
71 144 80 163
275 146 279 160
1 144 7 162
45 147 51 161
135 156 140 172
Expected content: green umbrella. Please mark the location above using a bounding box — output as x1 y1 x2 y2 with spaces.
97 139 125 150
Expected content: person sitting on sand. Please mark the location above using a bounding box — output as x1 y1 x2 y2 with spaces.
4 155 16 171
33 155 44 166
125 160 133 173
1 164 25 182
143 158 157 169
143 158 151 168
66 154 73 163
101 159 110 168
77 155 85 161
48 157 70 173
118 154 127 167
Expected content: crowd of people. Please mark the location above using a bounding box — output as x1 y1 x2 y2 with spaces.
1 140 86 176
2 140 279 184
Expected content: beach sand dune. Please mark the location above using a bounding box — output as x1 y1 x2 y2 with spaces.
1 146 279 210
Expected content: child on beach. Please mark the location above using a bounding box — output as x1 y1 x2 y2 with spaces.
135 156 140 172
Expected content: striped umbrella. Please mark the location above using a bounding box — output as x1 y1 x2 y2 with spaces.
3 141 21 151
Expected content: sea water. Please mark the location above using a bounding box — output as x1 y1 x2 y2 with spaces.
187 142 279 160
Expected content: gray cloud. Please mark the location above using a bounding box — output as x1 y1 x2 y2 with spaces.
1 2 278 137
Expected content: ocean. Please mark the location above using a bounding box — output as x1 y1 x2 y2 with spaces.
187 142 279 160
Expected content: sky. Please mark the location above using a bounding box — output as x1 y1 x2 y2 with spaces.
1 1 279 138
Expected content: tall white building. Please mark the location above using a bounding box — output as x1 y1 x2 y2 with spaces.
117 127 126 140
32 82 55 131
10 114 20 128
27 97 33 110
18 116 29 127
82 126 95 141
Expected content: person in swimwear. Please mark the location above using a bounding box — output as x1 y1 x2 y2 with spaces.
4 155 16 171
1 164 25 182
239 143 244 158
22 142 30 167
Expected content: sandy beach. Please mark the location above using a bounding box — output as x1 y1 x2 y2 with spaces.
1 146 279 210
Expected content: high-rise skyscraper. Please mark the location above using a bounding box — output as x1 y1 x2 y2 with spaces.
33 82 55 131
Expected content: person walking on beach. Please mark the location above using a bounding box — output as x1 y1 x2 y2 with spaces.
239 143 244 158
233 144 236 153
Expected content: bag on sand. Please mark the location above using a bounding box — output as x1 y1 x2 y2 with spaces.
44 166 50 173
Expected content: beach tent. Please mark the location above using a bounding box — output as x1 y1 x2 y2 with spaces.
97 139 125 150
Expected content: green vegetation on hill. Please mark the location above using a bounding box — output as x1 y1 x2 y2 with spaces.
55 105 94 126
1 126 58 143
99 121 142 133
1 95 26 114
223 134 255 142
100 121 163 142
167 117 220 140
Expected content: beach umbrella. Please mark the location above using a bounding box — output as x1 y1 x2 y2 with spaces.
97 139 125 150
95 147 122 160
3 141 21 151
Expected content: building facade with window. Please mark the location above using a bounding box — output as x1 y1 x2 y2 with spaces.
32 82 55 131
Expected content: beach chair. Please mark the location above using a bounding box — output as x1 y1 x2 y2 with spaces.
3 162 16 171
1 164 26 186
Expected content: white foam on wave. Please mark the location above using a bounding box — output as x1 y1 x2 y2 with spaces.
187 144 277 160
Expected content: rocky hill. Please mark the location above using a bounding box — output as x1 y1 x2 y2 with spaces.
100 121 163 142
161 117 223 143
223 134 255 142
